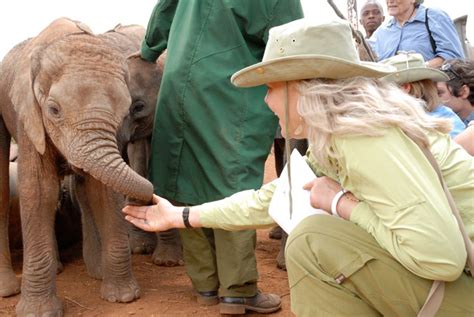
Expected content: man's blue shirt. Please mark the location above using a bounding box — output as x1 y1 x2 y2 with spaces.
369 5 464 61
430 105 466 138
463 111 474 126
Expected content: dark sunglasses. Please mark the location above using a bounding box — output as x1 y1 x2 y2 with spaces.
440 63 463 82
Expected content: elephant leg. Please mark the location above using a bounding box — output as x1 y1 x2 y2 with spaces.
276 231 288 271
126 140 157 254
0 120 20 297
83 175 140 303
73 175 103 279
15 139 63 317
152 229 184 267
129 223 156 254
53 229 64 275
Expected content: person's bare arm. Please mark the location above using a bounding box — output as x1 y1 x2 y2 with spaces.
454 125 474 155
157 49 167 69
426 56 444 69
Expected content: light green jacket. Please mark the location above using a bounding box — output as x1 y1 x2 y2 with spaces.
200 127 474 281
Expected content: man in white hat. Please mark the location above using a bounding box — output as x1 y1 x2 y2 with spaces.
124 18 474 317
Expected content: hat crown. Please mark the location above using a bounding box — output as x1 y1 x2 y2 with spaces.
381 52 449 84
231 18 395 87
263 19 360 64
381 52 426 72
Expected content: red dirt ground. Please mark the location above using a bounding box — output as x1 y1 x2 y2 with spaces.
0 151 295 317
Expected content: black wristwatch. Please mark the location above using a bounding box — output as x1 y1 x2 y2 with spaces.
182 207 193 228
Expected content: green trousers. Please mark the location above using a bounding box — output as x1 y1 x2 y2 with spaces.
179 227 258 297
286 215 474 316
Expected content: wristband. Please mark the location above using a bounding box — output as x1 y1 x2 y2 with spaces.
330 189 346 217
182 207 193 228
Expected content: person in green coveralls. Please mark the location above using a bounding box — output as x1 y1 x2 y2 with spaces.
138 0 303 314
126 19 474 316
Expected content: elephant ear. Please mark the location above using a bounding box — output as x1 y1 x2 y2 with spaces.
110 23 123 33
10 47 46 155
72 20 94 35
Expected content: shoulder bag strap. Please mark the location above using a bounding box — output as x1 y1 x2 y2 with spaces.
404 134 474 317
414 138 474 271
425 8 438 54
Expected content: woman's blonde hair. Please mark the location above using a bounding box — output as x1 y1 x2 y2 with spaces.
405 79 440 112
298 77 451 170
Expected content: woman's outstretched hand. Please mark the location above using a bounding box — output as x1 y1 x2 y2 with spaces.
122 194 177 232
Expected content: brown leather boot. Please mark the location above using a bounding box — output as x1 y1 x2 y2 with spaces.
193 290 219 306
219 292 281 314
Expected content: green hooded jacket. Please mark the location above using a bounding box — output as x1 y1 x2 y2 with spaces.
141 0 304 204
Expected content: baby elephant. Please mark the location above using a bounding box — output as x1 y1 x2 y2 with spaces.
0 18 153 316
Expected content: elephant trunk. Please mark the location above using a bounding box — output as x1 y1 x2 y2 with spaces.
67 129 153 202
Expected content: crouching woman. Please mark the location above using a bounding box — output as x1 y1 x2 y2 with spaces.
124 19 474 316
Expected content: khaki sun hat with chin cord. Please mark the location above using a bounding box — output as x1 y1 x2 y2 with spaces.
380 52 449 84
231 19 396 88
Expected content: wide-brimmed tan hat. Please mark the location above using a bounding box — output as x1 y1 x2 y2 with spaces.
231 19 395 88
381 52 449 84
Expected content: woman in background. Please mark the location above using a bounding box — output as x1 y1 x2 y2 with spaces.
369 0 464 68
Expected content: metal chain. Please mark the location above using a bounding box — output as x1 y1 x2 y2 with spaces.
347 0 358 31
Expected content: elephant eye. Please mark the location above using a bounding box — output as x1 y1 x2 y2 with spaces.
131 100 145 115
47 103 62 119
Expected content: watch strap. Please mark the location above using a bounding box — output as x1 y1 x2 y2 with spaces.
182 207 193 228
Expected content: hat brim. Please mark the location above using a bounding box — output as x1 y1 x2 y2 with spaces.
231 55 395 87
383 68 449 84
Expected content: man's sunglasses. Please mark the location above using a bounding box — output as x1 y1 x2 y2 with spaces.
440 63 463 83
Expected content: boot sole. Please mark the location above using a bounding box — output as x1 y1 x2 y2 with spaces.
219 302 282 314
192 293 219 306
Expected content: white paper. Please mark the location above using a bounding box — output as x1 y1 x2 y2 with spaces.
268 149 327 234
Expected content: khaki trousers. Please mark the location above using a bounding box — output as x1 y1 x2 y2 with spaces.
286 215 474 316
179 227 258 297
